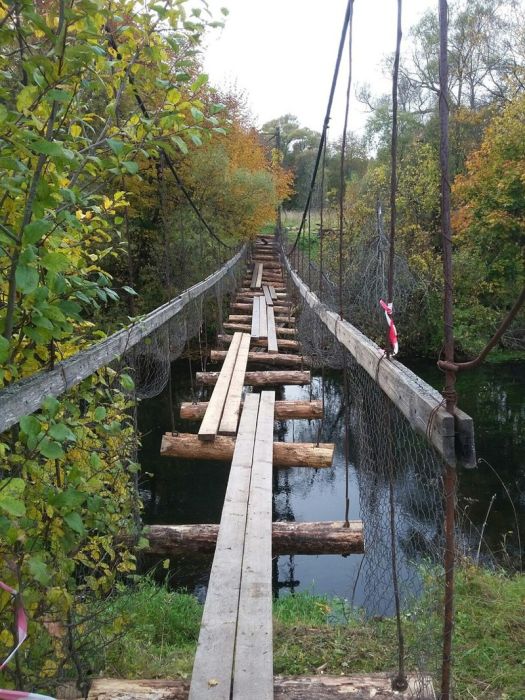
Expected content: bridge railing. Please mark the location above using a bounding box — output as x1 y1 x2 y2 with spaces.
0 244 247 434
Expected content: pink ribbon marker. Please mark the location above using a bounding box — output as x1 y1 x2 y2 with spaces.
0 582 56 700
379 299 399 356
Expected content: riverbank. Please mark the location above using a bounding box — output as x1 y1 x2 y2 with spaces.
90 564 524 699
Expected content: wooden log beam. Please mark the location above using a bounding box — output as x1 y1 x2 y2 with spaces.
236 292 289 302
211 350 307 368
197 370 310 386
224 322 296 337
180 399 323 421
88 674 433 699
228 315 296 324
136 521 364 555
160 433 334 468
240 285 286 292
217 333 300 351
231 303 290 314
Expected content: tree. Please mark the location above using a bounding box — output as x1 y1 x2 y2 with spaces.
452 94 525 354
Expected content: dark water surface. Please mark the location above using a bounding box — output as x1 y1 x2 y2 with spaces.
137 357 524 603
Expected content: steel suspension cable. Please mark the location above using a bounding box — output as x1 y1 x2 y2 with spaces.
117 33 233 251
385 2 408 693
338 0 354 320
288 0 354 255
335 2 354 530
319 143 327 300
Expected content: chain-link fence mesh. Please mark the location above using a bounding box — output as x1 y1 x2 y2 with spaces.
280 237 450 697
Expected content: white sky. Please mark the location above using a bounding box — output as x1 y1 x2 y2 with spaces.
201 0 437 137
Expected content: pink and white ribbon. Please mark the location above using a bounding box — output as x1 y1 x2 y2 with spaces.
0 692 56 700
379 299 399 356
0 581 55 700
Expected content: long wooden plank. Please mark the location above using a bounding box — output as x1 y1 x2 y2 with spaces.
251 297 260 339
281 250 476 468
266 305 278 353
262 285 274 307
259 296 268 339
250 262 263 290
232 390 274 700
269 285 278 301
250 263 259 289
188 394 260 700
219 334 251 436
198 332 242 441
0 245 247 434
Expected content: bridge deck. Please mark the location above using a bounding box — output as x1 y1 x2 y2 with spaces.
161 235 365 699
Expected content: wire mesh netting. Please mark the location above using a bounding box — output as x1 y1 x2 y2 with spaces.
114 247 247 401
283 248 449 697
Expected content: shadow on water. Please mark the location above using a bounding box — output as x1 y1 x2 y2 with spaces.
137 357 525 608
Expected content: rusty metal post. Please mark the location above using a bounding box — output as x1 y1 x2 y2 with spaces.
438 2 457 698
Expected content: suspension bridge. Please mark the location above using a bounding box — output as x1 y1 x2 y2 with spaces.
0 233 475 699
8 0 522 695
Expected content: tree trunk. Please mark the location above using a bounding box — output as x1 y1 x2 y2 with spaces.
180 399 322 421
88 674 431 699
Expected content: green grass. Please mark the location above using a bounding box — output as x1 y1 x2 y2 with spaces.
91 566 525 698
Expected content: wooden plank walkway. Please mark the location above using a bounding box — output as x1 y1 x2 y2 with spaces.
160 235 365 699
232 391 274 700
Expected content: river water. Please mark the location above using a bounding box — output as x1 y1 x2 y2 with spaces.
138 357 524 604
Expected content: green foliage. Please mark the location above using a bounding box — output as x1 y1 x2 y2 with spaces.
91 577 202 679
0 0 237 690
0 369 139 688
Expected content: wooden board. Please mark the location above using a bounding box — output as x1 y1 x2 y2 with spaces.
232 391 274 700
256 263 263 287
282 251 476 468
259 296 268 339
250 262 259 289
188 394 260 700
219 333 251 436
262 285 274 307
0 245 247 435
198 332 242 442
250 262 263 289
269 285 278 301
266 305 278 353
251 296 260 338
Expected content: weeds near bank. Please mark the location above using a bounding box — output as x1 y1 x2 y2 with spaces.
91 566 524 698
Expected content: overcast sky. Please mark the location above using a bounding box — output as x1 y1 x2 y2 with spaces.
201 0 437 136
